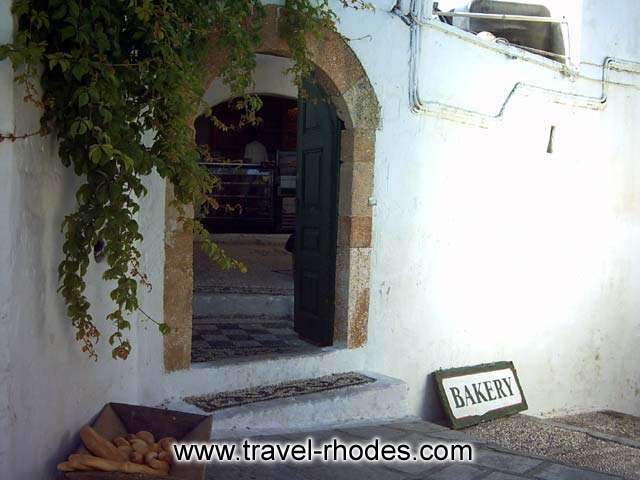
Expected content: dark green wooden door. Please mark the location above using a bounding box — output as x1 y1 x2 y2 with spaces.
294 82 341 346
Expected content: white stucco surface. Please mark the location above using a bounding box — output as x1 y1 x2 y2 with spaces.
1 0 639 478
201 53 298 108
354 0 640 419
0 3 139 479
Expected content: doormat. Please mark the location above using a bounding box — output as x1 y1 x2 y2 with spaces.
184 372 375 412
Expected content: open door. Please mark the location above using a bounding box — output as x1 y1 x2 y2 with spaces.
293 81 341 346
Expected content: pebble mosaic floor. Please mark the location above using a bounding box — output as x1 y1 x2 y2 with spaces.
465 413 640 479
185 372 375 411
191 317 319 362
207 420 628 479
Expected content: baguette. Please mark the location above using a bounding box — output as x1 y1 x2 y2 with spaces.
123 461 165 475
57 461 75 472
57 456 92 472
71 454 120 472
79 426 127 462
70 453 164 475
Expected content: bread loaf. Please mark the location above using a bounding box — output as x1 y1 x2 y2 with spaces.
57 461 75 472
71 454 121 472
117 445 133 457
144 452 170 474
159 436 177 452
130 439 150 455
71 453 162 475
113 436 130 447
158 450 172 463
57 455 91 472
79 426 126 461
60 427 172 475
135 430 155 445
130 451 144 464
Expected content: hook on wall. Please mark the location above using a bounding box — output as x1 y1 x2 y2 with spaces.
547 125 556 154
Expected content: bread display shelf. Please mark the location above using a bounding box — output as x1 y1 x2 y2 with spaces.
59 403 212 480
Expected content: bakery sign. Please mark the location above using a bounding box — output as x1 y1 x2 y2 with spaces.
435 361 527 429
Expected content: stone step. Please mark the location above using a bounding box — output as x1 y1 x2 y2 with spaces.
193 292 293 320
168 372 411 439
147 347 366 407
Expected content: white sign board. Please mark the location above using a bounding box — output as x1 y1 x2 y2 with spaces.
435 362 527 429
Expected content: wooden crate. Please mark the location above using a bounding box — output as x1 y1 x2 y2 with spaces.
61 402 212 480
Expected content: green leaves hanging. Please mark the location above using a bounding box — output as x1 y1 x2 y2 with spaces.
0 0 359 360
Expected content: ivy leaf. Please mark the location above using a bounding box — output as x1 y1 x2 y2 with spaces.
109 331 122 346
30 11 50 30
72 63 88 81
69 120 80 135
11 0 30 18
0 45 10 62
88 86 100 102
78 91 89 107
101 109 112 123
101 144 114 156
75 183 91 203
68 1 80 18
71 118 91 135
88 145 102 164
60 25 76 41
117 320 131 330
52 5 68 21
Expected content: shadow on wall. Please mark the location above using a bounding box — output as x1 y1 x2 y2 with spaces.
50 429 75 477
419 373 447 422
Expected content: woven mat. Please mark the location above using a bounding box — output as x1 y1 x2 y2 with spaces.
184 372 375 412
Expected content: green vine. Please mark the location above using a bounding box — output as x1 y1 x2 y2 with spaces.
0 0 370 360
281 0 373 92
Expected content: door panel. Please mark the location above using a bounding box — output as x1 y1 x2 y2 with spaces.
294 81 340 345
302 149 322 208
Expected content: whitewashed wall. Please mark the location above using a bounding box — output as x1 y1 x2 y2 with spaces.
138 0 640 419
1 0 639 477
347 0 640 418
0 2 140 479
202 53 298 108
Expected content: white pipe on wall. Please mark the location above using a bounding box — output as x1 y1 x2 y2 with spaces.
407 0 640 127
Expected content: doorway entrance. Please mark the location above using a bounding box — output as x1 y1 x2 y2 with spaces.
162 15 379 373
191 86 341 363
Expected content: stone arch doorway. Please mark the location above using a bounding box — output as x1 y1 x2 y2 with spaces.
163 5 379 371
